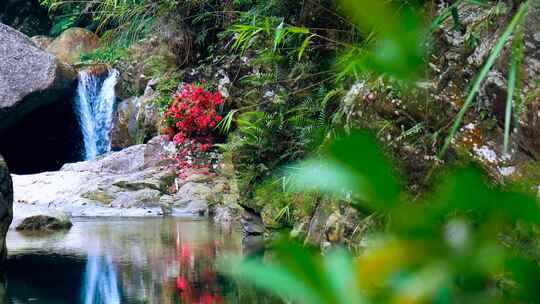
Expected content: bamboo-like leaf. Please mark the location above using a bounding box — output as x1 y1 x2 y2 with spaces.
298 34 315 61
503 26 525 154
274 21 285 51
439 1 530 158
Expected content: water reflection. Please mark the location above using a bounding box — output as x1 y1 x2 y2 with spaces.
83 254 120 304
4 218 274 303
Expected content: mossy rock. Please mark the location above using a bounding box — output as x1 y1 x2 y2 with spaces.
16 215 72 232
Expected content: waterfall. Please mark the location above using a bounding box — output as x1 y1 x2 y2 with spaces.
74 69 119 160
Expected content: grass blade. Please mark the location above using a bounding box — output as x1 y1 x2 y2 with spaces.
439 1 530 158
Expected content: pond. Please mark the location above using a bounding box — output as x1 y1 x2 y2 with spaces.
2 218 274 304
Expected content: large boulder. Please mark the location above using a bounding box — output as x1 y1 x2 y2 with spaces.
0 154 13 265
11 136 180 218
13 137 174 212
45 27 101 65
0 23 77 131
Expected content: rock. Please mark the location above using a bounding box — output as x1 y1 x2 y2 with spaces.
61 138 173 174
9 136 224 218
290 219 309 239
0 154 13 265
15 215 72 231
110 189 162 208
31 35 53 49
304 203 330 245
111 83 160 149
212 203 242 226
324 211 344 243
0 23 77 130
11 136 177 217
241 209 265 235
175 182 213 203
516 2 540 157
184 200 208 216
45 27 101 65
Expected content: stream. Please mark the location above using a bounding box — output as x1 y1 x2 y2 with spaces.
3 218 274 304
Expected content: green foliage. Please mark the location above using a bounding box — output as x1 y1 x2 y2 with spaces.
339 0 427 80
80 44 128 64
504 25 525 154
153 73 183 113
223 130 540 303
41 0 177 42
216 109 239 134
439 1 530 158
227 14 312 61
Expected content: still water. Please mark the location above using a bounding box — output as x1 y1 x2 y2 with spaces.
2 218 272 304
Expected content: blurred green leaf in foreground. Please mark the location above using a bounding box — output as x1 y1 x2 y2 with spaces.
222 130 540 303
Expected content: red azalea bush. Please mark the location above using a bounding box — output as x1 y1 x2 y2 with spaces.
162 83 224 178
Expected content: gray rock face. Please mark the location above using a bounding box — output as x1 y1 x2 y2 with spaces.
0 23 76 130
12 136 177 218
111 81 160 149
241 209 265 236
11 135 232 221
0 154 13 265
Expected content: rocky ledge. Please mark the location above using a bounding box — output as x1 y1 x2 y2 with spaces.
11 136 240 224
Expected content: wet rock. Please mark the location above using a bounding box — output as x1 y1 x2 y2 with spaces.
15 215 72 231
241 209 265 235
212 202 242 227
111 82 160 149
0 154 13 265
46 27 101 65
0 23 77 130
9 135 233 218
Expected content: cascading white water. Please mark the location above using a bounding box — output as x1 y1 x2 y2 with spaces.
74 69 119 160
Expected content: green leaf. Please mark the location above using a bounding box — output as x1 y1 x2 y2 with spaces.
439 1 530 158
324 249 367 304
504 26 524 154
274 21 285 51
328 130 401 209
298 34 315 61
221 255 325 304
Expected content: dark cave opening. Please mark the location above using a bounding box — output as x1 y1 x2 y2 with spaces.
0 98 84 175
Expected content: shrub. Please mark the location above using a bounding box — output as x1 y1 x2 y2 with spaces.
162 83 224 176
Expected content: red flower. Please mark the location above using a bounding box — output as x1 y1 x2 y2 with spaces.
162 83 226 178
